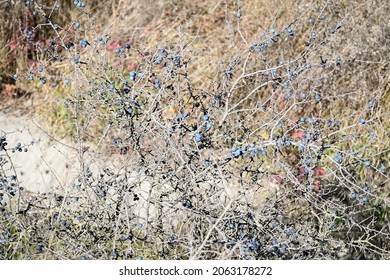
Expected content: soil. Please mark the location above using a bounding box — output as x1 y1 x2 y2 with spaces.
0 110 79 194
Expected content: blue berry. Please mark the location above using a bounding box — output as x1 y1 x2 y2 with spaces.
36 244 43 253
155 56 163 64
360 118 366 124
79 40 88 48
280 244 287 254
111 251 118 259
195 133 202 142
178 113 184 121
334 153 343 163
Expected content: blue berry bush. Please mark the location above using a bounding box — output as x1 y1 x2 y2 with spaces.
1 0 389 259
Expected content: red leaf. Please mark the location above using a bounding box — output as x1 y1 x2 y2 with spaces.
315 168 326 176
272 175 283 185
126 61 138 71
107 42 120 51
9 41 17 50
314 181 321 192
28 60 36 69
292 129 304 139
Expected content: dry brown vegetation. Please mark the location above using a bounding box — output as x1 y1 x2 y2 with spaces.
0 0 389 260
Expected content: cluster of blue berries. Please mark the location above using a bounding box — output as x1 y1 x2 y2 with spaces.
129 68 144 82
228 144 264 159
74 1 86 8
23 28 33 40
11 142 28 153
